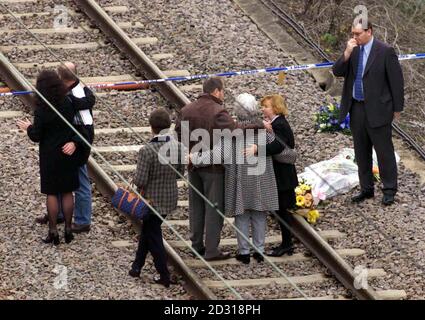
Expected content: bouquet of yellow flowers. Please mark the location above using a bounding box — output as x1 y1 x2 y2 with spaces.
294 182 320 224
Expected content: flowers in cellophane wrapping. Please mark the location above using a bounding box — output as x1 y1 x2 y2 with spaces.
295 181 320 224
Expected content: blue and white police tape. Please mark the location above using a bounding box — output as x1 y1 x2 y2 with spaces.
1 52 424 97
0 90 33 97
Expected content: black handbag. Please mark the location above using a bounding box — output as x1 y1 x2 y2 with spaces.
272 134 297 165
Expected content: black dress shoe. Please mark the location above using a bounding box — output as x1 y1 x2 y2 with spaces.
267 245 294 257
129 269 141 278
236 254 250 264
64 229 74 244
252 252 264 263
205 252 231 261
153 276 177 288
351 191 374 203
196 248 206 256
71 223 91 234
42 231 60 246
382 194 395 206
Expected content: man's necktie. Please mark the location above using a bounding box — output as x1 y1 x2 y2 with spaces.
354 46 365 101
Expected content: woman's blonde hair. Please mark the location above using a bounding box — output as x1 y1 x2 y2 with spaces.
260 94 289 116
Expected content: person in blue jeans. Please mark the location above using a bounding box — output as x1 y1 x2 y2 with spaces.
35 62 95 233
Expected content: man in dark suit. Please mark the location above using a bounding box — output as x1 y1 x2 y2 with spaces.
333 20 404 206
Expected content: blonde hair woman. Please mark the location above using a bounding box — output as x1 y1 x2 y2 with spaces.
246 94 299 256
260 94 289 116
262 94 298 256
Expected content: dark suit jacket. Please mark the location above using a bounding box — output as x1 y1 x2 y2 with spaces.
266 116 299 191
332 38 404 128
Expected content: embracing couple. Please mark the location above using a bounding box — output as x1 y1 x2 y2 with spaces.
176 77 298 265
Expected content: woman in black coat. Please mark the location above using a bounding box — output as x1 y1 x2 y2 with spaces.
17 70 79 245
260 95 299 256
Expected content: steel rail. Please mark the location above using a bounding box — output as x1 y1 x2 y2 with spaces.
0 27 215 304
393 123 425 159
259 0 331 62
73 0 190 109
70 0 217 300
0 52 35 108
290 214 379 300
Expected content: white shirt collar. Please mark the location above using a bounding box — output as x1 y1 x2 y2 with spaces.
270 115 280 123
362 36 374 55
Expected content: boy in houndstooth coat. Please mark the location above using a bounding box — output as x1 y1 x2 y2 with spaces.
129 108 185 288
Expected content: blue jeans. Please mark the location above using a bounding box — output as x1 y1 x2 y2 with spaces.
73 165 92 225
57 165 92 224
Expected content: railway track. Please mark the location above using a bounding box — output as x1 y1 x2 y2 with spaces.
0 0 407 300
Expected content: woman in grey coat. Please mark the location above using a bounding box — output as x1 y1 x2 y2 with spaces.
191 93 279 264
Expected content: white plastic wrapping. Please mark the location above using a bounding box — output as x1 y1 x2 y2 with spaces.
298 148 400 201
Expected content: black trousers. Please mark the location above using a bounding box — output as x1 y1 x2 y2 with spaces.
276 189 296 247
350 101 398 195
132 212 169 280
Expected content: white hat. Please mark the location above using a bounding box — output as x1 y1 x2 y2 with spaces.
235 93 257 113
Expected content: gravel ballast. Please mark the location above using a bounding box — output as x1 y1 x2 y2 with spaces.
1 0 424 300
